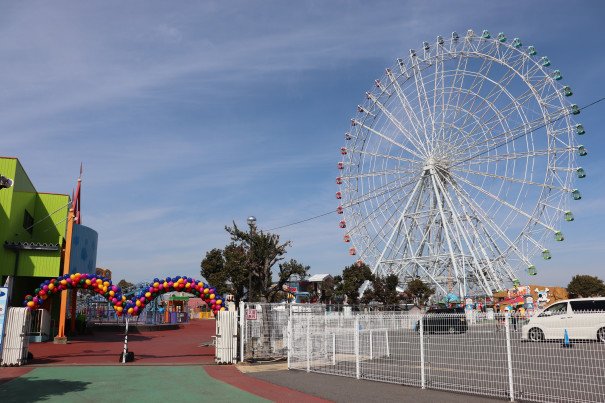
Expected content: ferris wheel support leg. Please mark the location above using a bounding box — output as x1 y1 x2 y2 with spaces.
429 169 464 295
437 176 495 296
365 179 424 296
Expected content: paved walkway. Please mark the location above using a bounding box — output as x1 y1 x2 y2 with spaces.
1 319 505 402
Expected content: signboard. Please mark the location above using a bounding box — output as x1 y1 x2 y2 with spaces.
465 297 473 311
246 309 257 320
0 287 8 357
69 224 98 275
508 285 530 299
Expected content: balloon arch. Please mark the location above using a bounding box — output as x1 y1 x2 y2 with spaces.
24 273 227 317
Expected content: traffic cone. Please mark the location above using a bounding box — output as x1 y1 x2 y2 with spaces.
562 329 573 348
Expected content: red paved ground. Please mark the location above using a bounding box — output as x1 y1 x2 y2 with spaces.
27 318 217 365
204 366 332 403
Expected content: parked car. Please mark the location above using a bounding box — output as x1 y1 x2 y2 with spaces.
415 307 468 334
521 297 605 342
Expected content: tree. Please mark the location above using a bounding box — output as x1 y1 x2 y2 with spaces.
362 274 402 305
200 244 248 305
567 275 605 298
117 279 134 290
267 259 309 302
225 221 302 303
405 279 435 305
334 263 373 304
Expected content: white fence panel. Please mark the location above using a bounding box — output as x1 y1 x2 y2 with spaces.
1 307 31 366
289 310 605 403
215 310 238 364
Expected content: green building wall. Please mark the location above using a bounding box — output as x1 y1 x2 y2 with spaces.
0 157 69 284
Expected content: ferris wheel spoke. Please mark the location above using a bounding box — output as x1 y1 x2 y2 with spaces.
384 70 431 155
355 116 427 160
447 179 532 276
439 51 497 148
342 173 420 209
451 172 557 233
464 147 572 165
345 179 420 237
343 165 419 181
353 147 424 165
432 169 502 294
409 56 438 150
453 166 569 191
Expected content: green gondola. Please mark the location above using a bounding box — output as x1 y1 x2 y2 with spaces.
542 249 551 259
564 86 573 97
529 266 537 275
541 56 551 67
564 211 575 221
482 30 491 39
576 168 586 179
497 32 506 42
512 38 522 47
554 231 564 242
572 189 582 200
577 145 587 156
554 70 563 80
527 46 537 55
576 124 585 135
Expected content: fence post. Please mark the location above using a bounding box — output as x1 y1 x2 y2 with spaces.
505 313 515 402
332 333 336 365
419 315 425 389
355 316 360 379
287 304 292 370
239 302 244 363
370 329 373 360
385 328 390 357
306 312 310 372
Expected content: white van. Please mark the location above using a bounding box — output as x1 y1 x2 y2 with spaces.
521 297 605 342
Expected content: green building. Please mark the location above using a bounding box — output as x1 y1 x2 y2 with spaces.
0 157 70 305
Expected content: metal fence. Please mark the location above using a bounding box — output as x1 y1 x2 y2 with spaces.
1 307 31 366
239 302 326 361
288 311 605 403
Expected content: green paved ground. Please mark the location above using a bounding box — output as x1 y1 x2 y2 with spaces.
0 366 271 403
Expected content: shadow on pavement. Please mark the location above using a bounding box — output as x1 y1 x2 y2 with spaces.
0 377 90 401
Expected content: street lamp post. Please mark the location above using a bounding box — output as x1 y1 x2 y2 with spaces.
246 216 256 303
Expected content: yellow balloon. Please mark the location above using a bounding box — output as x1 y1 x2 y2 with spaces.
204 288 209 294
216 300 222 305
27 301 35 307
198 282 204 287
41 294 48 300
117 306 123 312
103 286 108 293
85 279 92 286
145 292 151 298
122 296 126 301
153 282 159 288
48 283 55 290
128 308 134 314
220 307 225 311
109 290 115 297
163 281 169 288
103 281 110 287
136 300 141 307
70 274 75 280
210 293 215 300
60 280 67 285
185 282 191 288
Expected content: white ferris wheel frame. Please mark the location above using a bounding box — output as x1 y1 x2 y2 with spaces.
338 29 585 297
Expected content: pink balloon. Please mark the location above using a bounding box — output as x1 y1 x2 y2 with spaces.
159 284 164 290
133 306 139 312
43 285 49 291
66 278 72 283
168 281 174 288
210 299 216 305
140 297 146 303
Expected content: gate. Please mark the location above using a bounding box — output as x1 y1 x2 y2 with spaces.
1 307 32 366
215 310 237 364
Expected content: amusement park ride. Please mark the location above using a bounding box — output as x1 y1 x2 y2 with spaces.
337 29 587 299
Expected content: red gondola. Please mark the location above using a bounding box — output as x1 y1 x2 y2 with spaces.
336 206 343 214
336 177 342 185
349 248 356 256
339 221 346 229
336 192 342 199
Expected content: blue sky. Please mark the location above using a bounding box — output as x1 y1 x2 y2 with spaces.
2 1 604 288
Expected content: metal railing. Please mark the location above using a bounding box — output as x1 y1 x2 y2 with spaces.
288 310 605 403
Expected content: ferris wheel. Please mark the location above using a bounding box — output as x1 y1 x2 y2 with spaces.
337 29 587 297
